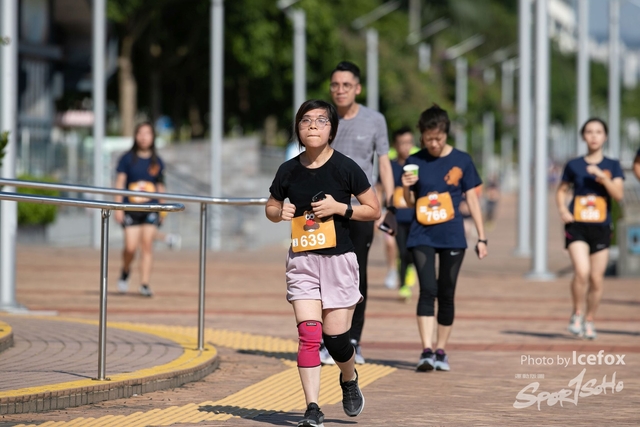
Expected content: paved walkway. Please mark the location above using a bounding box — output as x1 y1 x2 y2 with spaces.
1 193 640 426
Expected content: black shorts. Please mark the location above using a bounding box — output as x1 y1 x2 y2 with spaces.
564 222 611 254
123 211 161 228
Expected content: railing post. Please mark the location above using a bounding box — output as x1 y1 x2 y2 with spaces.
198 202 207 350
96 208 111 380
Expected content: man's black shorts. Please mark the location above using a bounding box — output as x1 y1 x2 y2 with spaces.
122 211 161 228
564 222 611 254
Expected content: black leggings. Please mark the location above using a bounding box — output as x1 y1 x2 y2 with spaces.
411 245 465 326
349 220 374 343
394 223 414 287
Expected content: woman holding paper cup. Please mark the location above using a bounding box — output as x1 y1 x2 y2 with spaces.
265 99 380 426
401 104 487 372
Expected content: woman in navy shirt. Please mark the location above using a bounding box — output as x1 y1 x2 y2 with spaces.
556 118 624 339
114 122 166 297
402 104 487 372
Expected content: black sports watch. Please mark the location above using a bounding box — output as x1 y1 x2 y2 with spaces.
477 239 488 245
344 202 353 219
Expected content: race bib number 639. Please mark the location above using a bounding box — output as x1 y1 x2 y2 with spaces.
291 211 337 253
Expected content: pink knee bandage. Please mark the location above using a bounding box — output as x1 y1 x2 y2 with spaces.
297 321 322 368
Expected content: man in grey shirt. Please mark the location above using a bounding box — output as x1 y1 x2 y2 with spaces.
318 61 395 365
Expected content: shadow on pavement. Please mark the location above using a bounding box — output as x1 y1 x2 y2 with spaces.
601 298 640 306
237 349 297 362
501 330 569 340
197 405 357 425
597 329 640 337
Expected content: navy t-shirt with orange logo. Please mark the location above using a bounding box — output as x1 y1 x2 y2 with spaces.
405 148 482 249
560 157 624 226
116 151 165 204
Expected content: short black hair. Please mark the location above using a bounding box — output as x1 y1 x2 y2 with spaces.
330 61 361 80
392 126 413 142
417 103 450 134
580 117 608 137
294 99 339 148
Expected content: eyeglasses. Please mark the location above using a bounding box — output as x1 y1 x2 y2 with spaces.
299 117 331 130
329 82 355 92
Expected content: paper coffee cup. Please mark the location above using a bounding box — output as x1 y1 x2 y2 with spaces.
403 164 419 176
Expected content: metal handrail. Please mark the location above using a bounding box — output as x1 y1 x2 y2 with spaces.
0 178 268 358
0 191 186 211
0 178 267 205
0 190 184 381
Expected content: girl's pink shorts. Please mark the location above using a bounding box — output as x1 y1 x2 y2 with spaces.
285 249 362 309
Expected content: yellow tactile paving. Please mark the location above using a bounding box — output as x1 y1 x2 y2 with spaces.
0 320 11 342
11 322 396 427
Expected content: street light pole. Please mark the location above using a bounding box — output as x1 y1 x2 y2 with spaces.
278 0 306 121
445 35 484 152
92 0 106 249
608 0 621 159
409 0 421 36
210 0 224 250
367 28 379 111
0 0 20 311
528 0 554 280
292 9 306 117
501 58 516 191
576 0 589 156
516 0 532 258
407 17 451 73
455 57 468 151
352 1 401 112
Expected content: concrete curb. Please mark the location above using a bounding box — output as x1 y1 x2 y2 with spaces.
0 320 219 415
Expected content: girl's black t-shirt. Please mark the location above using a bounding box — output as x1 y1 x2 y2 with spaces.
269 150 371 255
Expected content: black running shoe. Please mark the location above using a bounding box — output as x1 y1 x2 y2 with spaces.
417 349 435 371
340 369 365 417
434 349 450 371
298 402 324 427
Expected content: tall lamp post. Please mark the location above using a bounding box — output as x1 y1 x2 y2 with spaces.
0 0 20 312
515 0 533 258
607 0 640 159
407 17 451 72
576 0 589 156
444 34 485 152
210 0 224 250
608 0 621 159
527 0 554 280
352 1 402 112
501 58 517 191
475 46 516 181
91 0 106 249
278 0 306 121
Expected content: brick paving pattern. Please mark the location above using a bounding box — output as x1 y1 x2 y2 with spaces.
0 318 183 391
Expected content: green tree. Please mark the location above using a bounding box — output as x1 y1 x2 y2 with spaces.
107 0 175 136
0 131 8 170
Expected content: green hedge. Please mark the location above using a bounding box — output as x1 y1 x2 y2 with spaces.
0 131 7 170
17 175 60 226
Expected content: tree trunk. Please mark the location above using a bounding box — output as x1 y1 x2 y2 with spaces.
150 69 162 123
118 36 137 137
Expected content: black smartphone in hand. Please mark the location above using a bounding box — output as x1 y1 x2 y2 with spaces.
378 222 395 235
312 191 326 202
